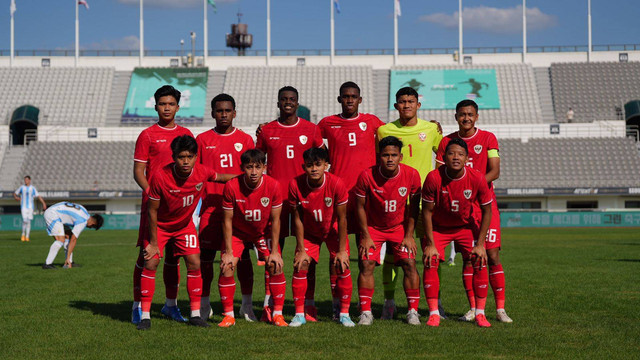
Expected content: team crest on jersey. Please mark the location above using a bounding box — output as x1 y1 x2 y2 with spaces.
463 190 472 199
195 182 203 191
324 197 333 207
299 135 308 145
260 197 270 207
398 187 407 197
359 122 367 131
419 132 427 142
234 143 243 152
474 144 483 154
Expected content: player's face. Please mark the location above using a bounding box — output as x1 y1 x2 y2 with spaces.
394 95 421 120
338 87 362 115
155 95 180 122
455 105 478 131
174 150 197 176
212 101 236 128
24 177 31 186
444 144 468 171
302 159 328 181
277 91 299 117
379 145 402 173
242 162 265 186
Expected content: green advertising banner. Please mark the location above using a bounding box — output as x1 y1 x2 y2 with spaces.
122 67 209 125
389 69 500 110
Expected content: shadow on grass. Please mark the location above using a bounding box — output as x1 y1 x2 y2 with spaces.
69 300 133 323
616 259 640 262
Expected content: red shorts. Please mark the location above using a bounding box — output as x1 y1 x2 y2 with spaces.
361 225 414 265
430 227 477 262
484 200 501 250
136 192 149 247
222 234 280 259
299 231 350 263
198 210 224 250
142 223 200 259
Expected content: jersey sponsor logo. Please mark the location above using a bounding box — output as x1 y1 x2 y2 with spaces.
442 190 449 194
474 144 483 154
235 199 246 203
269 137 280 140
398 187 407 197
359 122 367 131
331 125 341 128
195 182 203 191
155 139 167 143
299 135 308 145
234 143 243 152
205 145 216 149
418 132 426 142
169 189 181 193
463 189 472 199
260 197 270 207
373 189 383 193
324 197 333 207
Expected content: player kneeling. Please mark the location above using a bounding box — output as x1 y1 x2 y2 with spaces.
421 138 492 327
218 149 288 327
354 136 422 326
138 135 235 330
288 148 353 327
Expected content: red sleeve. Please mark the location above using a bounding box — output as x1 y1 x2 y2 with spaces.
421 171 438 203
134 130 150 163
372 116 385 130
335 178 349 205
221 182 234 210
288 179 299 207
435 138 447 164
271 180 283 208
313 126 324 148
410 168 422 196
148 175 162 201
196 135 204 164
244 133 256 149
487 132 499 151
256 130 266 152
353 171 368 198
317 119 327 139
476 173 493 205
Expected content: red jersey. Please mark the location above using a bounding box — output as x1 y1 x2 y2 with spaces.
196 128 255 218
288 172 349 240
221 175 283 241
148 163 218 233
436 128 499 190
422 166 492 230
134 123 194 181
354 164 422 231
256 118 324 197
317 113 385 190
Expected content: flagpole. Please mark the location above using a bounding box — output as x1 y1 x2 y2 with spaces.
587 0 592 63
458 0 462 65
266 0 271 66
10 1 15 67
140 0 144 66
75 0 79 67
522 0 527 63
393 0 398 65
204 0 208 67
330 0 335 65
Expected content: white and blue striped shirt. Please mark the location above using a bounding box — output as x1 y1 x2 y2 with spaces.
48 202 91 238
15 185 39 210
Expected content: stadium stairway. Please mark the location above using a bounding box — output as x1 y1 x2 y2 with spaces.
373 69 391 123
0 145 27 191
534 67 556 123
105 71 133 127
203 70 227 127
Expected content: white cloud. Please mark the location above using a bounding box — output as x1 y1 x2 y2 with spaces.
118 0 236 8
420 5 556 34
84 35 141 50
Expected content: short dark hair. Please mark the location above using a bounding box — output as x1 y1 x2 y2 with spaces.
378 136 404 153
171 135 198 157
395 87 419 102
278 86 299 100
339 81 360 96
92 214 104 230
445 137 468 155
303 147 329 163
240 149 266 166
456 99 478 112
24 175 31 180
154 85 181 104
211 93 236 110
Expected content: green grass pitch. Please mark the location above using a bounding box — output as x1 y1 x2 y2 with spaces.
1 228 639 359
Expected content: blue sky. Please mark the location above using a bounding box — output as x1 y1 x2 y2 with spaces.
2 0 639 53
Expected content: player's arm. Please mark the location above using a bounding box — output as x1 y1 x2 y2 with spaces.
266 206 283 273
292 206 310 271
355 195 375 260
64 233 78 268
213 173 237 183
220 208 235 272
333 203 350 272
486 156 500 183
133 162 149 191
430 120 443 135
401 194 420 256
144 198 161 260
421 201 439 268
37 196 47 210
471 203 492 267
13 188 20 202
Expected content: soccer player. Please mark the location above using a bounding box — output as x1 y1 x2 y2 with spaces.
288 147 353 327
354 136 422 326
196 93 257 322
255 86 323 320
422 138 492 327
137 135 235 330
436 99 512 323
316 81 384 320
14 175 47 242
218 149 288 327
41 202 103 269
131 85 194 325
376 87 443 319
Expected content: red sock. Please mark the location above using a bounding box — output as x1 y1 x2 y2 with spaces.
187 269 202 312
422 260 440 312
264 270 271 297
237 258 254 295
489 264 506 309
404 288 420 312
462 263 476 309
133 255 144 302
140 268 156 313
358 287 374 312
200 260 214 298
330 274 338 299
269 273 286 312
292 270 308 313
218 275 236 314
337 269 352 314
473 264 489 311
305 265 316 302
163 259 180 300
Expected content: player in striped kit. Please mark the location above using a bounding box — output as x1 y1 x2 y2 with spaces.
14 175 47 242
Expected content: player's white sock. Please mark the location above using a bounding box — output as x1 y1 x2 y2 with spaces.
242 294 252 307
305 299 315 306
132 301 141 310
191 309 200 318
166 298 177 307
25 222 32 238
449 241 456 261
475 309 485 316
22 222 27 237
141 311 151 320
263 295 271 307
273 310 282 316
224 311 234 318
45 241 63 265
429 310 439 316
64 240 73 263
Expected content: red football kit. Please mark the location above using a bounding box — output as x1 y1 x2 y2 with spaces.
256 118 323 237
353 164 422 264
196 128 255 250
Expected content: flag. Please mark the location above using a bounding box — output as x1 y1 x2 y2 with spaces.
78 0 89 10
10 0 16 16
208 0 217 13
334 0 341 14
394 0 401 17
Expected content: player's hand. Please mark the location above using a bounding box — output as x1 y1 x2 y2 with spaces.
422 245 439 268
143 243 160 260
220 252 235 272
400 236 418 257
333 251 350 273
64 259 72 268
293 250 311 272
255 122 267 136
266 252 284 274
358 235 376 260
471 244 487 268
430 120 443 135
42 204 47 210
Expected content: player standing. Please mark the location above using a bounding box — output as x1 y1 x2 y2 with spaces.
196 93 257 322
137 135 235 330
376 87 443 319
436 100 512 323
354 136 422 326
132 85 194 325
288 148 353 327
217 149 288 327
422 138 492 327
14 175 47 242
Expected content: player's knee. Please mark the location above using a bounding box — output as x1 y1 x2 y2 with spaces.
144 259 159 271
359 260 376 275
185 257 200 270
400 259 417 273
487 249 500 265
